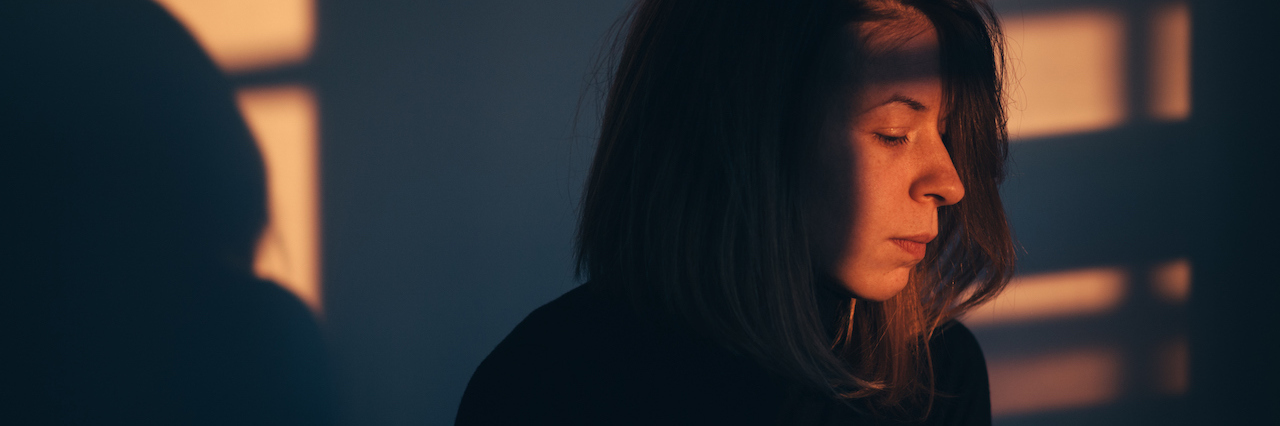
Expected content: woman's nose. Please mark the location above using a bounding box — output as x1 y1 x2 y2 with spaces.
911 134 965 207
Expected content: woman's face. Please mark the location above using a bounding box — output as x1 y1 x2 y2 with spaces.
816 21 965 301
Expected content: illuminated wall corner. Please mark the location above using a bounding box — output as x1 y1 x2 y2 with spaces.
153 0 315 74
987 348 1123 417
237 86 323 314
1148 2 1192 121
1002 9 1127 141
158 0 323 313
963 267 1128 327
1149 258 1191 305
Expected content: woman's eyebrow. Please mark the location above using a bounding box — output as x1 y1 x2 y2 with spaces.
877 94 928 111
860 93 928 115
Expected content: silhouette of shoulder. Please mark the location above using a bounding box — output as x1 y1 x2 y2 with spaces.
923 320 992 425
456 284 991 426
456 282 788 425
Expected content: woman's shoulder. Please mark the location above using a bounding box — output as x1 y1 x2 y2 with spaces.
930 320 985 366
463 281 627 365
455 282 649 424
924 320 992 425
456 282 789 425
484 281 624 352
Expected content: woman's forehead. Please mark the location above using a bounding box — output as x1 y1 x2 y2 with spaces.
854 22 940 85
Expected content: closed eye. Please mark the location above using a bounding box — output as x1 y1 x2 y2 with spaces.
874 133 909 146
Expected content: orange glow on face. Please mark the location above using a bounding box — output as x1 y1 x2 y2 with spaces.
1003 9 1127 140
988 348 1122 417
964 267 1127 327
1150 258 1191 304
1148 2 1192 121
153 0 315 73
237 86 322 314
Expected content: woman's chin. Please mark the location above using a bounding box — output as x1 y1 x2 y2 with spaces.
839 269 911 301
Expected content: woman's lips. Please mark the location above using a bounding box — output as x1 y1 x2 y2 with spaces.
891 238 927 259
891 234 934 260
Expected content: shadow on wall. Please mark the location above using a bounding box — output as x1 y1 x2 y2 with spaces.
2 1 334 424
967 0 1195 424
153 0 325 314
969 0 1280 424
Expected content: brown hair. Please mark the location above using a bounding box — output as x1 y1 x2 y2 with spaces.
575 0 1013 417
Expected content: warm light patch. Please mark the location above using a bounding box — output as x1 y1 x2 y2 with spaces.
1003 10 1127 140
1150 258 1191 304
965 267 1128 326
1155 336 1190 395
237 85 322 314
154 0 314 73
988 348 1122 417
1148 2 1191 121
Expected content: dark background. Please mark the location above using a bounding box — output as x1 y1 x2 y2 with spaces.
304 1 630 424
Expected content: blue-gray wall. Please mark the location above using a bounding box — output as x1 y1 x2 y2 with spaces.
308 1 631 424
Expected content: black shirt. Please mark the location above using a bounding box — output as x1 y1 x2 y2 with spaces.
456 282 991 425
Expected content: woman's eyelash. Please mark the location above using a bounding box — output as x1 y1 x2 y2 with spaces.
874 133 909 145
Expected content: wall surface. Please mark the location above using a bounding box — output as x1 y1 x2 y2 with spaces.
308 1 631 425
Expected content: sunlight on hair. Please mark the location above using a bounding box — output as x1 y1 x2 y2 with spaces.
1155 335 1190 395
153 0 314 73
987 348 1122 417
1149 258 1191 304
237 86 322 315
1002 9 1126 140
964 267 1128 327
1148 2 1192 121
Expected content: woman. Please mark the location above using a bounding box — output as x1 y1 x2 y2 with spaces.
457 0 1012 424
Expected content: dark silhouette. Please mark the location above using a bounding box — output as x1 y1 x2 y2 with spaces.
457 281 990 425
2 1 335 424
